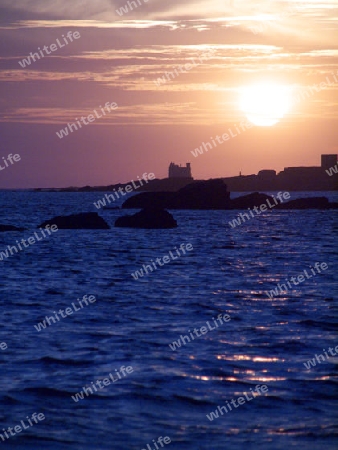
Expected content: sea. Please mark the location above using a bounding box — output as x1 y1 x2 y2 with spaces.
0 190 337 450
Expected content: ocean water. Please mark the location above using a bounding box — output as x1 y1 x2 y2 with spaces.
0 191 337 450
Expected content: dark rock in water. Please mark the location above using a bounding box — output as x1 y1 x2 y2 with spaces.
173 179 230 209
115 208 177 229
230 193 338 210
0 224 25 232
122 180 338 211
275 197 331 209
122 192 175 209
38 212 110 229
230 192 275 209
122 179 230 210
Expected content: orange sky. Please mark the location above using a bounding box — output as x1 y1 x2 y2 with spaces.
0 0 337 188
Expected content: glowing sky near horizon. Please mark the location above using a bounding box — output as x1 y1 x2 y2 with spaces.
0 0 337 188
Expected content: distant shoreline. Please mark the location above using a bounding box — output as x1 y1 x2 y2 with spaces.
1 185 337 193
1 170 337 194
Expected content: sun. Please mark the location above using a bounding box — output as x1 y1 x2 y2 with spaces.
239 83 291 126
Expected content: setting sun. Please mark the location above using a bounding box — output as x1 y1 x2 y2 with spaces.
239 84 292 126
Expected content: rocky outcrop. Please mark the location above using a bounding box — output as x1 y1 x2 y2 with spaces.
122 179 230 210
173 179 230 209
231 194 338 210
275 197 332 209
38 212 110 229
230 192 275 209
115 208 177 229
122 192 175 209
122 179 338 211
0 225 25 232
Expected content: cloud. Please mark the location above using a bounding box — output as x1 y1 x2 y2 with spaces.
0 2 337 130
1 0 336 23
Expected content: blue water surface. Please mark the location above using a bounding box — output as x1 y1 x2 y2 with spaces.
0 191 337 450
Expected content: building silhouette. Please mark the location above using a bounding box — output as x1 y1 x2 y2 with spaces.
321 154 337 170
169 162 192 179
222 154 337 191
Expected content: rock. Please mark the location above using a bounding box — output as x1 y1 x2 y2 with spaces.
230 192 275 209
231 193 338 210
115 208 177 229
122 192 175 209
121 180 338 211
122 179 230 210
275 197 330 209
173 179 230 209
38 212 110 229
0 225 25 232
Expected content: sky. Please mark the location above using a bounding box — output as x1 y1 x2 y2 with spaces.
0 0 337 188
